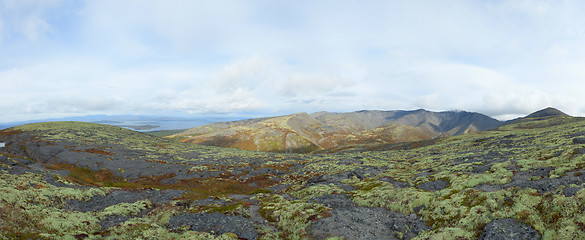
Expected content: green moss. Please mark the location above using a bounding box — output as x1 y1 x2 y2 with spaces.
99 200 153 217
259 194 331 240
0 172 107 237
252 188 273 194
287 184 346 201
7 118 585 238
352 182 433 215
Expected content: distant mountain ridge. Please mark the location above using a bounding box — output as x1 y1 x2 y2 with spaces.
169 108 569 153
521 107 569 119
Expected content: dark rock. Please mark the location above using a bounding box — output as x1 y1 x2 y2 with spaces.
472 164 492 174
25 143 65 163
14 157 33 165
306 168 386 187
229 194 260 205
379 178 411 188
0 155 16 166
190 170 223 179
306 175 340 185
100 214 131 229
238 167 283 180
309 194 353 208
73 234 89 240
530 167 554 177
573 138 585 144
54 151 104 171
567 131 585 138
67 190 184 212
476 173 585 194
339 158 364 165
417 180 449 191
168 213 257 240
480 218 541 240
268 183 292 192
191 198 230 207
310 207 428 240
304 173 358 192
413 205 425 214
336 183 357 191
563 186 581 197
506 161 521 172
6 165 30 175
160 178 180 185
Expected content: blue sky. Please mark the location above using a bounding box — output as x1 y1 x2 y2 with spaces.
1 0 585 123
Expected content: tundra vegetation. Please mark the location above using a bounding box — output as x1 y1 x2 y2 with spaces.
1 113 585 239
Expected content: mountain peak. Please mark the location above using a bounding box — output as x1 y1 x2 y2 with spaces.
525 107 569 119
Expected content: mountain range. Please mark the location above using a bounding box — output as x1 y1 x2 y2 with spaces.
169 107 569 153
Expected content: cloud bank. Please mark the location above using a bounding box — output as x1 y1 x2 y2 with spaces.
1 0 585 122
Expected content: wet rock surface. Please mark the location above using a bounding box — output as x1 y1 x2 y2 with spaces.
168 213 258 240
480 218 541 240
310 207 428 240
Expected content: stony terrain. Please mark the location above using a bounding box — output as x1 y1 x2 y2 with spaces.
170 109 503 153
2 112 585 239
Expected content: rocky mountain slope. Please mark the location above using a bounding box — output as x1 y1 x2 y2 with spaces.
2 111 585 239
170 109 504 153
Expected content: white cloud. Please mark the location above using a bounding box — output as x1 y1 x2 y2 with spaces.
3 1 585 123
21 15 52 41
280 73 353 97
481 90 573 119
0 18 3 44
214 55 278 93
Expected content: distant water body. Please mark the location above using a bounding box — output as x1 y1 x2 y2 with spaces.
0 116 244 132
95 119 212 132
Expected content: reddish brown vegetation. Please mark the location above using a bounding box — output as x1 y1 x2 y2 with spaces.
72 148 113 156
47 163 281 200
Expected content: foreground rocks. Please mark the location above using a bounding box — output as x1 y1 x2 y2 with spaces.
169 213 258 240
311 207 428 240
309 194 428 240
480 218 541 240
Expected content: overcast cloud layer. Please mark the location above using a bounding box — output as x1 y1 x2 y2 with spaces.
1 0 585 122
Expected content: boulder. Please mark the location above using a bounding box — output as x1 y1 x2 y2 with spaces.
480 218 541 240
309 194 353 208
310 207 427 240
169 213 257 240
417 180 449 191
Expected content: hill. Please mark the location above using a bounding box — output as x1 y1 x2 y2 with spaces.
170 109 504 153
3 112 585 239
524 107 569 119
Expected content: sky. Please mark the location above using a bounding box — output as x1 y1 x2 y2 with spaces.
1 0 585 123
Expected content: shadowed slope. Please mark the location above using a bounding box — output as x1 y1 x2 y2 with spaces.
524 107 569 119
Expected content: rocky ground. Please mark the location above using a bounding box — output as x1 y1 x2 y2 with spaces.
2 117 585 239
